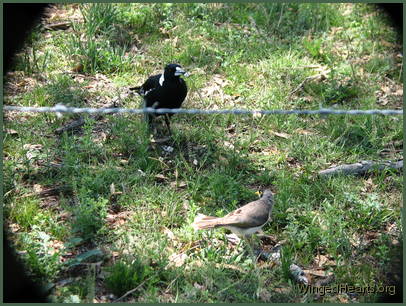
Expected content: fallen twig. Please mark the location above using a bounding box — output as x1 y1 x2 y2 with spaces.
21 184 71 198
288 74 326 98
55 117 85 134
43 21 71 31
112 277 150 303
318 159 403 177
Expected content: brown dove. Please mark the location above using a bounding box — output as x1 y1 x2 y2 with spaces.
192 190 274 237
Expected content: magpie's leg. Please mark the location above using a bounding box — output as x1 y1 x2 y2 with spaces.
146 114 155 132
164 114 172 135
144 101 158 134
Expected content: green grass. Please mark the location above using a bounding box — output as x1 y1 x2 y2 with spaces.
4 3 403 303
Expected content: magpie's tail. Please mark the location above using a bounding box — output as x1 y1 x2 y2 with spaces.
129 86 142 95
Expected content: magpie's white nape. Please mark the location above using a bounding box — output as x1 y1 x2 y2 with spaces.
130 63 189 135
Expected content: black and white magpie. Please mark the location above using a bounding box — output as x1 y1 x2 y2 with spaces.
130 63 189 134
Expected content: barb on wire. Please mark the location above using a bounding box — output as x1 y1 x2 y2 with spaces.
3 105 403 116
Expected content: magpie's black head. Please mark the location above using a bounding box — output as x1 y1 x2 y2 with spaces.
164 63 189 79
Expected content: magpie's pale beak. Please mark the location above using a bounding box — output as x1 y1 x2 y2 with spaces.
175 67 189 77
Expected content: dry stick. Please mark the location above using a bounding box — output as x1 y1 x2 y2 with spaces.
43 21 71 31
318 160 403 177
287 74 324 99
20 184 71 198
55 117 85 134
112 277 151 303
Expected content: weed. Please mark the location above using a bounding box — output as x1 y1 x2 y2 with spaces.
66 3 133 74
71 196 108 241
18 228 63 281
13 25 50 73
105 258 154 298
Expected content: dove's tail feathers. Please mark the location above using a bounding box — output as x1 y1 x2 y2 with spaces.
192 214 221 230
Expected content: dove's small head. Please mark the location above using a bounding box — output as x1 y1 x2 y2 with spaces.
262 189 274 205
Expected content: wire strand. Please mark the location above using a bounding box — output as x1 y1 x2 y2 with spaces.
3 105 403 116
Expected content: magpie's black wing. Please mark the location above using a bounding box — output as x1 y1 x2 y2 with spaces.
140 74 160 96
130 74 160 97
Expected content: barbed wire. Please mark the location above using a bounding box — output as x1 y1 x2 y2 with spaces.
3 105 403 116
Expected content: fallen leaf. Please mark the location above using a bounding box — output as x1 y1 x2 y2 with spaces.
109 183 116 194
380 40 395 48
271 131 291 139
337 294 349 303
262 146 280 156
23 144 43 150
224 141 234 149
391 239 400 246
72 63 84 73
168 253 188 267
259 288 272 302
33 184 44 193
4 128 18 135
58 211 72 221
274 287 292 294
163 227 175 240
315 274 335 287
386 222 399 236
151 136 171 143
137 169 146 176
366 231 380 240
350 232 361 247
330 27 343 35
303 269 333 277
212 74 229 86
182 200 190 210
23 144 44 160
9 223 21 233
315 254 336 267
48 240 65 255
296 129 314 135
172 36 179 48
155 174 167 181
216 263 245 273
193 282 205 290
170 181 187 189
